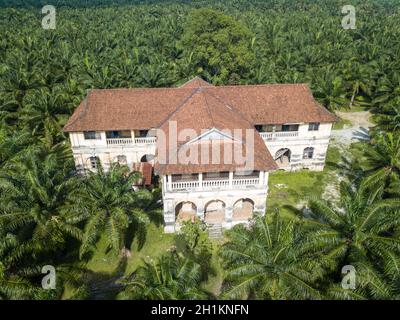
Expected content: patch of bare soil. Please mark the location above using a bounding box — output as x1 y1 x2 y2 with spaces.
335 111 374 128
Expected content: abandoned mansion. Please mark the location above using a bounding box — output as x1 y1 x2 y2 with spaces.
64 77 337 232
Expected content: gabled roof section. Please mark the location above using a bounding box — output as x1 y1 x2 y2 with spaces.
154 87 278 174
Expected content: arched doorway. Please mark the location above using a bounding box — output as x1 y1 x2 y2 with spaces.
232 198 254 221
274 148 291 167
175 201 197 223
204 200 225 224
140 154 155 163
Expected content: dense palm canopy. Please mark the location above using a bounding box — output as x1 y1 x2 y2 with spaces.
219 214 324 299
68 164 154 258
303 182 400 299
0 0 399 300
119 252 209 300
0 143 82 262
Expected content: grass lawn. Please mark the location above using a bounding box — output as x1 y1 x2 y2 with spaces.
86 223 175 276
267 144 341 216
202 239 225 297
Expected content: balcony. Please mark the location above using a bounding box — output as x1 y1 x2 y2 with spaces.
106 137 156 146
259 131 299 140
167 177 263 192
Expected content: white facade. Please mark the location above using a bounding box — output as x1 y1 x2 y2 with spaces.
68 121 333 233
69 130 157 172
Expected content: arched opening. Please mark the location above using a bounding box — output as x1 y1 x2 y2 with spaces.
274 148 291 167
140 154 155 163
175 201 197 223
204 200 225 224
303 147 314 159
232 198 255 221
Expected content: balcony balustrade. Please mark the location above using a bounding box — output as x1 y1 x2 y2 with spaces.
168 177 263 192
259 131 299 140
106 137 156 146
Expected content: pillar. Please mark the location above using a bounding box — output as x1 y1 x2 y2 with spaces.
163 200 175 233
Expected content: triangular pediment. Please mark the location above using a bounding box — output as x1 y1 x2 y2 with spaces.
185 128 242 145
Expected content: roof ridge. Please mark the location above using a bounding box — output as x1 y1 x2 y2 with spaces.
86 82 308 93
201 89 216 129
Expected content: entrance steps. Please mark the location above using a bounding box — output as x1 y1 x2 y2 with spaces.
207 223 223 239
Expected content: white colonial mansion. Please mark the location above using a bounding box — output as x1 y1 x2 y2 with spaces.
64 77 337 233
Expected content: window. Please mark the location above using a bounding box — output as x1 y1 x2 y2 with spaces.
106 130 131 139
308 123 320 131
255 125 274 132
303 147 314 159
138 130 149 137
282 124 299 132
84 131 101 140
89 156 100 169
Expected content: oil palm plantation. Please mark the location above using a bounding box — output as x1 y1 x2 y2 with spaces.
362 132 400 196
68 163 154 258
219 214 324 300
303 181 400 299
119 251 209 300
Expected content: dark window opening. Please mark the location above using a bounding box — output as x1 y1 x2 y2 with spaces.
308 123 320 131
89 156 100 169
303 147 314 159
84 131 101 140
106 130 131 139
281 124 299 132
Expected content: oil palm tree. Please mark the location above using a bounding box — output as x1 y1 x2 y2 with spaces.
362 132 400 196
0 143 82 264
0 263 36 300
119 251 209 300
219 214 324 300
68 163 153 258
303 181 400 299
374 99 400 133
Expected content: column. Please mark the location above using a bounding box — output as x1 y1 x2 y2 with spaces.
162 176 167 192
259 171 264 186
168 174 172 191
196 205 205 221
264 171 269 185
163 200 175 233
225 206 233 229
199 173 203 190
131 130 136 144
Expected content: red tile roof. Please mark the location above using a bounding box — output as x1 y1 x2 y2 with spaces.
64 77 336 174
64 78 336 132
